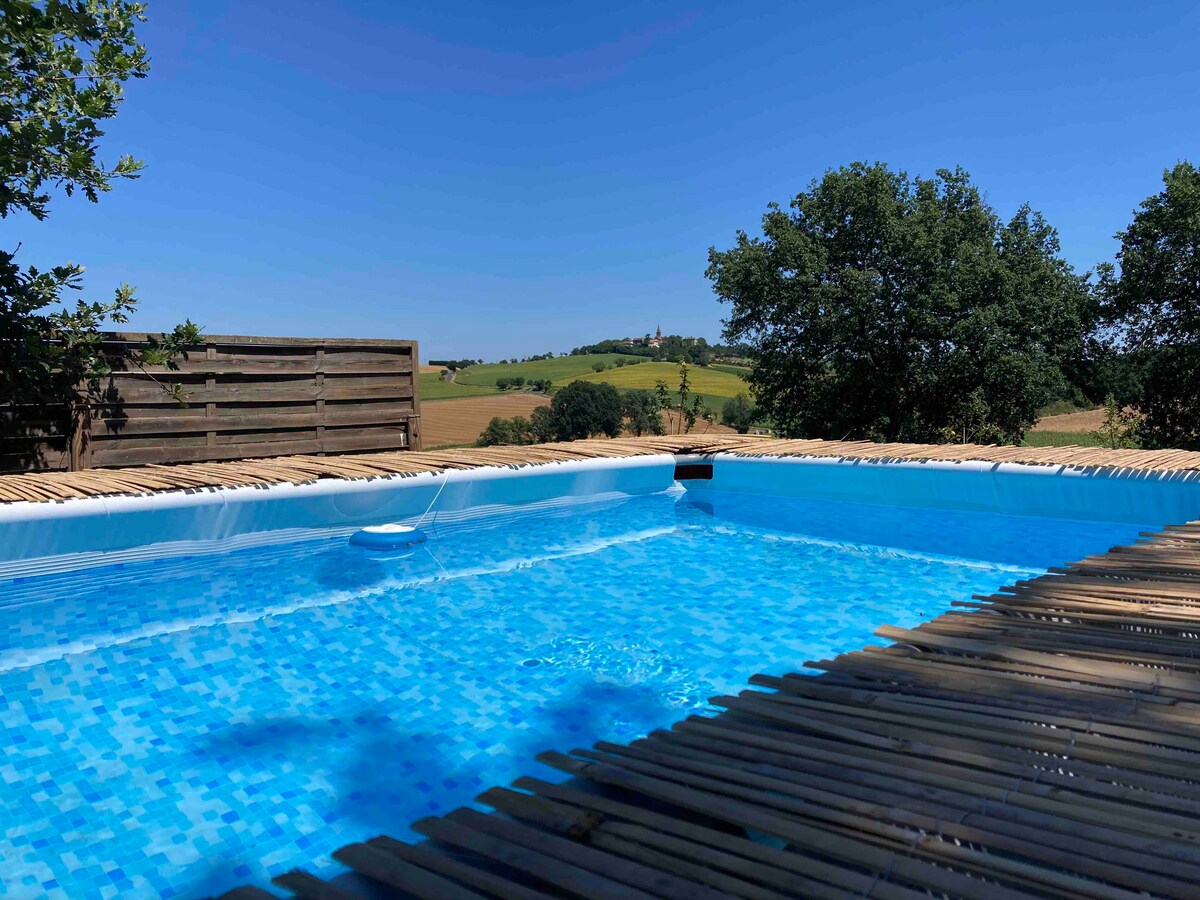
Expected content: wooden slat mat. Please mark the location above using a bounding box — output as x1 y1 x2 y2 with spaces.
6 435 1200 503
210 519 1200 899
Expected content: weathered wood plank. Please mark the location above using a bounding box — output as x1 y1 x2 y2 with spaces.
103 332 416 349
89 404 415 437
89 428 409 467
331 843 486 899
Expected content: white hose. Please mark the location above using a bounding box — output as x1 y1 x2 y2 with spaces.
413 467 454 530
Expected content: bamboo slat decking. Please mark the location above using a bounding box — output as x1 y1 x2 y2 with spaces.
211 517 1200 900
4 434 1200 503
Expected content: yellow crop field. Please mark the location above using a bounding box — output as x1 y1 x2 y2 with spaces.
571 362 748 398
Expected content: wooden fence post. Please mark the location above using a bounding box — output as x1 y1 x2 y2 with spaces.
68 396 92 471
408 341 422 450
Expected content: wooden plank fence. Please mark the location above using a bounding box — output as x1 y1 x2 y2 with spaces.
0 334 420 472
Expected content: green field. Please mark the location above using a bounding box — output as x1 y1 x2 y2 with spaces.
572 361 748 397
454 354 636 387
438 355 750 416
419 372 500 400
709 363 753 377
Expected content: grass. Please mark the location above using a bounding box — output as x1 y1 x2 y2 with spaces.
454 354 636 387
1021 430 1110 448
419 372 501 400
570 361 748 398
709 363 753 377
1036 399 1096 417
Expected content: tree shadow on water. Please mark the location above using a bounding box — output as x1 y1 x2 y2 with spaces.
507 676 697 785
184 708 503 896
181 671 694 897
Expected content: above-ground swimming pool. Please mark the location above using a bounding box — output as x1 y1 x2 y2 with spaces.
1 452 1198 898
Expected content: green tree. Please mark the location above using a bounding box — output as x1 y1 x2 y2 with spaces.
475 415 533 446
721 393 757 433
477 417 516 446
706 162 1091 444
672 362 694 434
592 361 607 372
529 405 556 442
684 395 708 434
549 380 622 440
621 388 665 436
1 2 200 441
508 415 532 443
1097 162 1200 449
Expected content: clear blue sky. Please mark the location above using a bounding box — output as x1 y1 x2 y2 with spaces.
9 0 1199 360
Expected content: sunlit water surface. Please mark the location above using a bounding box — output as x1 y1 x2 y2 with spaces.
0 487 1153 897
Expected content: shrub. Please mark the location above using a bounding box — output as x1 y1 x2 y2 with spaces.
592 362 607 372
1091 394 1140 449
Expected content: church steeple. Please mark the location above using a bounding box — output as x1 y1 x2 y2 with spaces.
655 323 662 340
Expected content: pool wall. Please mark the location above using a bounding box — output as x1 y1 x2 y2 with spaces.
687 453 1200 525
0 455 678 577
3 450 1200 578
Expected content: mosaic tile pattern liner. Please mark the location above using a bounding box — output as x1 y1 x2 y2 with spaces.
0 489 1154 898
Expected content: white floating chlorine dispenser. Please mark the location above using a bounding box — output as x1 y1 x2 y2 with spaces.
349 523 428 551
349 468 448 552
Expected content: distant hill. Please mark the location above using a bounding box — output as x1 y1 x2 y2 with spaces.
419 374 499 400
419 354 753 448
427 354 751 402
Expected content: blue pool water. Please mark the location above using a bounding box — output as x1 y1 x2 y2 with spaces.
0 487 1155 898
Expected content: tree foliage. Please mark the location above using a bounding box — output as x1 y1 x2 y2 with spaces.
1097 162 1200 449
571 336 714 366
621 388 665 436
549 380 623 440
1 1 200 419
477 381 679 446
721 393 757 433
476 415 534 446
529 405 556 442
707 162 1092 444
